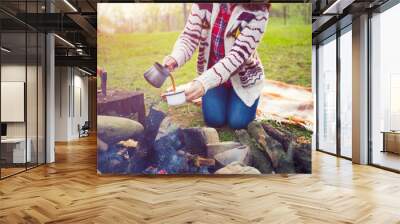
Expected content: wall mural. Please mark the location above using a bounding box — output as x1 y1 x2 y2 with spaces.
97 3 313 175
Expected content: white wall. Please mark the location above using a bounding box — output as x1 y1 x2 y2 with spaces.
1 65 26 138
339 30 353 158
55 66 70 141
312 45 316 151
1 63 46 164
54 67 89 141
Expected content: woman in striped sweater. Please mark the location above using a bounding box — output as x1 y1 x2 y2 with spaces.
163 3 270 129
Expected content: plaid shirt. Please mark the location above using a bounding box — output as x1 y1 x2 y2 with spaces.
208 3 235 87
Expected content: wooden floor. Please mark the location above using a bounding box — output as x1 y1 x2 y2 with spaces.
1 135 400 224
373 150 400 171
1 167 26 178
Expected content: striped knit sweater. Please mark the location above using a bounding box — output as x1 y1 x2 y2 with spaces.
169 3 269 107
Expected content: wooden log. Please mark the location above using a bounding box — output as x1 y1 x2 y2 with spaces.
142 108 166 148
193 156 215 167
235 130 274 174
181 128 208 156
97 90 146 125
247 122 277 168
247 121 295 173
101 71 107 96
177 150 215 168
261 122 291 151
291 142 311 173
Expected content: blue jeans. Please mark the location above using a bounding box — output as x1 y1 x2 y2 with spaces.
202 86 259 129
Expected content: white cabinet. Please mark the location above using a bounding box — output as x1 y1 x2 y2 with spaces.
1 138 32 163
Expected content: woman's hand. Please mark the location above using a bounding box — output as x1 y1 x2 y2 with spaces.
162 56 178 72
185 80 205 101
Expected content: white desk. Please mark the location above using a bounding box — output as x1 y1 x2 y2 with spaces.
1 138 31 163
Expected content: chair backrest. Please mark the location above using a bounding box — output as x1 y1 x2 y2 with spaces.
82 121 90 129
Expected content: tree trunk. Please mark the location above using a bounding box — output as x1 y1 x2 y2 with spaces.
304 5 309 24
183 3 188 23
283 6 288 25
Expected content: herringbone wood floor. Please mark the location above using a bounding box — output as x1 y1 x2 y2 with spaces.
1 135 400 224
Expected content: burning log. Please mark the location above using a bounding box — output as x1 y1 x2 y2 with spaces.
97 108 169 174
98 143 133 174
194 156 215 167
180 128 209 156
142 108 166 148
177 150 215 168
143 166 169 175
117 139 138 149
153 129 186 173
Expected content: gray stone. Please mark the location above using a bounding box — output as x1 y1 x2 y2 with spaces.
214 145 250 167
98 115 144 144
215 162 261 175
156 117 179 141
207 141 242 159
97 138 108 152
202 127 220 144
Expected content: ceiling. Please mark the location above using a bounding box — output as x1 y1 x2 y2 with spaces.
312 0 390 43
0 0 98 73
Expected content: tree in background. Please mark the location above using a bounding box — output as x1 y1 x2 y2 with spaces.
98 3 310 34
183 3 188 23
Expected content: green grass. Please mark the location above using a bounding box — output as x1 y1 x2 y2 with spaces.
98 18 311 128
262 120 312 141
218 128 237 142
259 19 311 86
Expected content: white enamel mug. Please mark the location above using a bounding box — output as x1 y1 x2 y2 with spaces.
164 90 186 106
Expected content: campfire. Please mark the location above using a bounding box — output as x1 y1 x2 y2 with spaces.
97 108 311 175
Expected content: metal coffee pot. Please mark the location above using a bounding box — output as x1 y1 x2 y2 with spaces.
144 62 171 88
